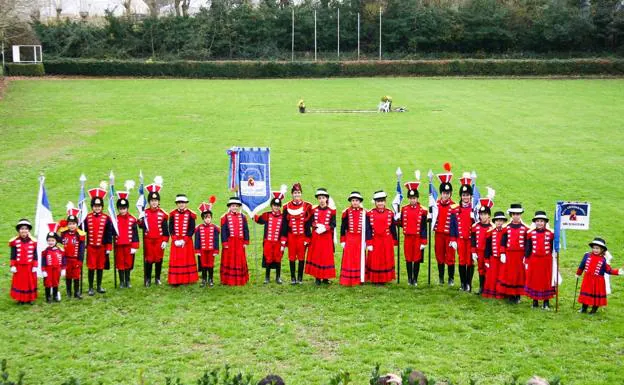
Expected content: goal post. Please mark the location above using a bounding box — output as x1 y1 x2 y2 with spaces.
12 45 43 63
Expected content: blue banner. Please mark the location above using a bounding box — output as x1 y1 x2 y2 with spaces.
230 147 271 216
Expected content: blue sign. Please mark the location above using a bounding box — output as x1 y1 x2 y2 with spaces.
227 147 271 216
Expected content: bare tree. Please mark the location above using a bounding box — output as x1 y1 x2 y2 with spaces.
122 0 133 16
181 0 190 16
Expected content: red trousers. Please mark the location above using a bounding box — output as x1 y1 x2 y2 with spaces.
263 240 284 265
144 237 165 263
43 266 61 288
115 244 134 270
198 249 217 269
434 232 455 265
87 245 107 270
404 235 424 263
65 257 82 280
457 238 472 266
286 233 307 262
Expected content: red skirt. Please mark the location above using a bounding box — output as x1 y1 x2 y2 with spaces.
263 240 283 265
87 245 108 270
524 254 555 300
305 231 336 279
340 232 364 286
114 244 134 270
482 256 503 299
10 264 38 303
199 249 217 269
286 233 307 262
404 235 424 263
144 237 165 263
434 232 455 265
168 238 198 285
65 257 82 280
578 273 608 307
458 238 472 266
220 237 249 286
496 250 526 296
43 266 61 288
366 235 395 283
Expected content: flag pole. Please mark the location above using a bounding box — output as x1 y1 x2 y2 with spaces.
110 170 117 289
79 173 86 295
139 170 146 288
427 170 433 286
394 167 403 284
360 201 366 284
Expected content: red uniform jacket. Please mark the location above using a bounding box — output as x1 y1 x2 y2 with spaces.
501 222 529 252
139 207 170 242
306 206 337 236
83 212 113 251
471 222 493 253
450 204 474 239
485 227 506 259
221 212 250 246
9 236 38 268
367 208 398 246
41 246 65 269
59 229 85 262
525 228 553 258
168 209 196 240
398 203 428 243
434 199 456 235
340 207 372 243
255 212 286 244
282 200 313 238
194 223 220 253
115 213 139 248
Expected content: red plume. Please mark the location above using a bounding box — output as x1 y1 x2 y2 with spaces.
209 195 216 204
443 162 452 172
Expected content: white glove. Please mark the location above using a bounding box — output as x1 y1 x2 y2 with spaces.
160 241 168 249
106 250 110 255
500 254 506 264
31 267 38 273
315 224 327 234
340 242 346 249
367 245 373 252
449 241 457 250
243 244 247 249
420 244 426 251
61 269 66 277
575 274 581 278
485 263 490 268
130 248 137 254
174 240 183 247
472 252 478 262
280 246 285 252
138 212 145 220
524 264 528 270
42 271 48 278
10 266 17 273
619 270 624 276
304 241 309 246
180 240 185 248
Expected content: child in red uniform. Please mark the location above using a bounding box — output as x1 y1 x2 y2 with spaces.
483 211 506 299
220 197 250 286
41 224 65 303
195 197 219 287
138 179 169 287
305 188 337 285
434 163 456 286
59 205 85 299
114 188 139 288
168 194 198 285
471 201 494 295
83 185 113 296
497 203 529 304
282 183 312 284
366 191 398 284
524 211 556 310
398 179 427 287
339 192 371 286
450 172 475 291
576 237 623 314
254 191 286 284
9 219 38 304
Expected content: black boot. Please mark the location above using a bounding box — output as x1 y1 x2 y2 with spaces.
155 262 162 285
406 262 414 286
96 270 106 293
88 269 95 296
458 265 466 291
466 266 474 292
119 270 126 288
297 261 305 284
126 270 132 288
276 265 283 284
438 264 445 285
208 268 214 287
590 306 599 314
45 287 52 303
53 287 60 302
289 261 296 284
264 268 271 284
73 280 82 299
315 278 322 286
532 299 539 308
448 265 455 286
66 278 72 298
413 263 420 287
476 275 485 295
579 304 588 313
201 269 207 287
145 262 152 287
543 300 551 310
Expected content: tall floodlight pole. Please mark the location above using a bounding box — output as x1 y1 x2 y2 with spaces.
357 12 360 61
337 8 340 60
314 10 317 61
291 8 295 62
379 7 382 60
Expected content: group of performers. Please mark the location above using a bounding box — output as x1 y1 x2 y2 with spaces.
8 167 623 313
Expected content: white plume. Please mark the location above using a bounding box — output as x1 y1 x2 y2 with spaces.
66 201 75 211
486 186 496 200
124 180 136 191
279 184 288 197
99 180 108 190
328 196 336 210
414 169 421 181
154 176 164 186
462 171 471 179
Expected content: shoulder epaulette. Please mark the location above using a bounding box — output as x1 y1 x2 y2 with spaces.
450 203 459 209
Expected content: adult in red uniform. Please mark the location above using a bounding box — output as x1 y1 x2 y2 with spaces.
168 194 198 285
524 211 556 309
83 187 113 296
450 174 475 291
434 163 457 286
9 219 38 304
483 211 506 299
254 192 286 284
366 191 398 284
305 188 337 284
195 199 220 287
138 182 169 287
282 183 312 284
576 237 623 314
471 204 493 295
398 182 427 287
41 226 65 303
339 192 371 286
114 191 139 288
220 197 250 286
496 203 529 304
59 208 85 299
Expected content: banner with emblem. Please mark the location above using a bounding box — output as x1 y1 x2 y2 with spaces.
227 147 271 216
556 201 590 230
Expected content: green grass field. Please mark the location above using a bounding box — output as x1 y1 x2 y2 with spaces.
0 77 623 385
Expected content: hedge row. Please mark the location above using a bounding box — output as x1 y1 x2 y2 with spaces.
5 63 45 77
42 59 624 78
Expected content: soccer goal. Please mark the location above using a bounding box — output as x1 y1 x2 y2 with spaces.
12 45 43 63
